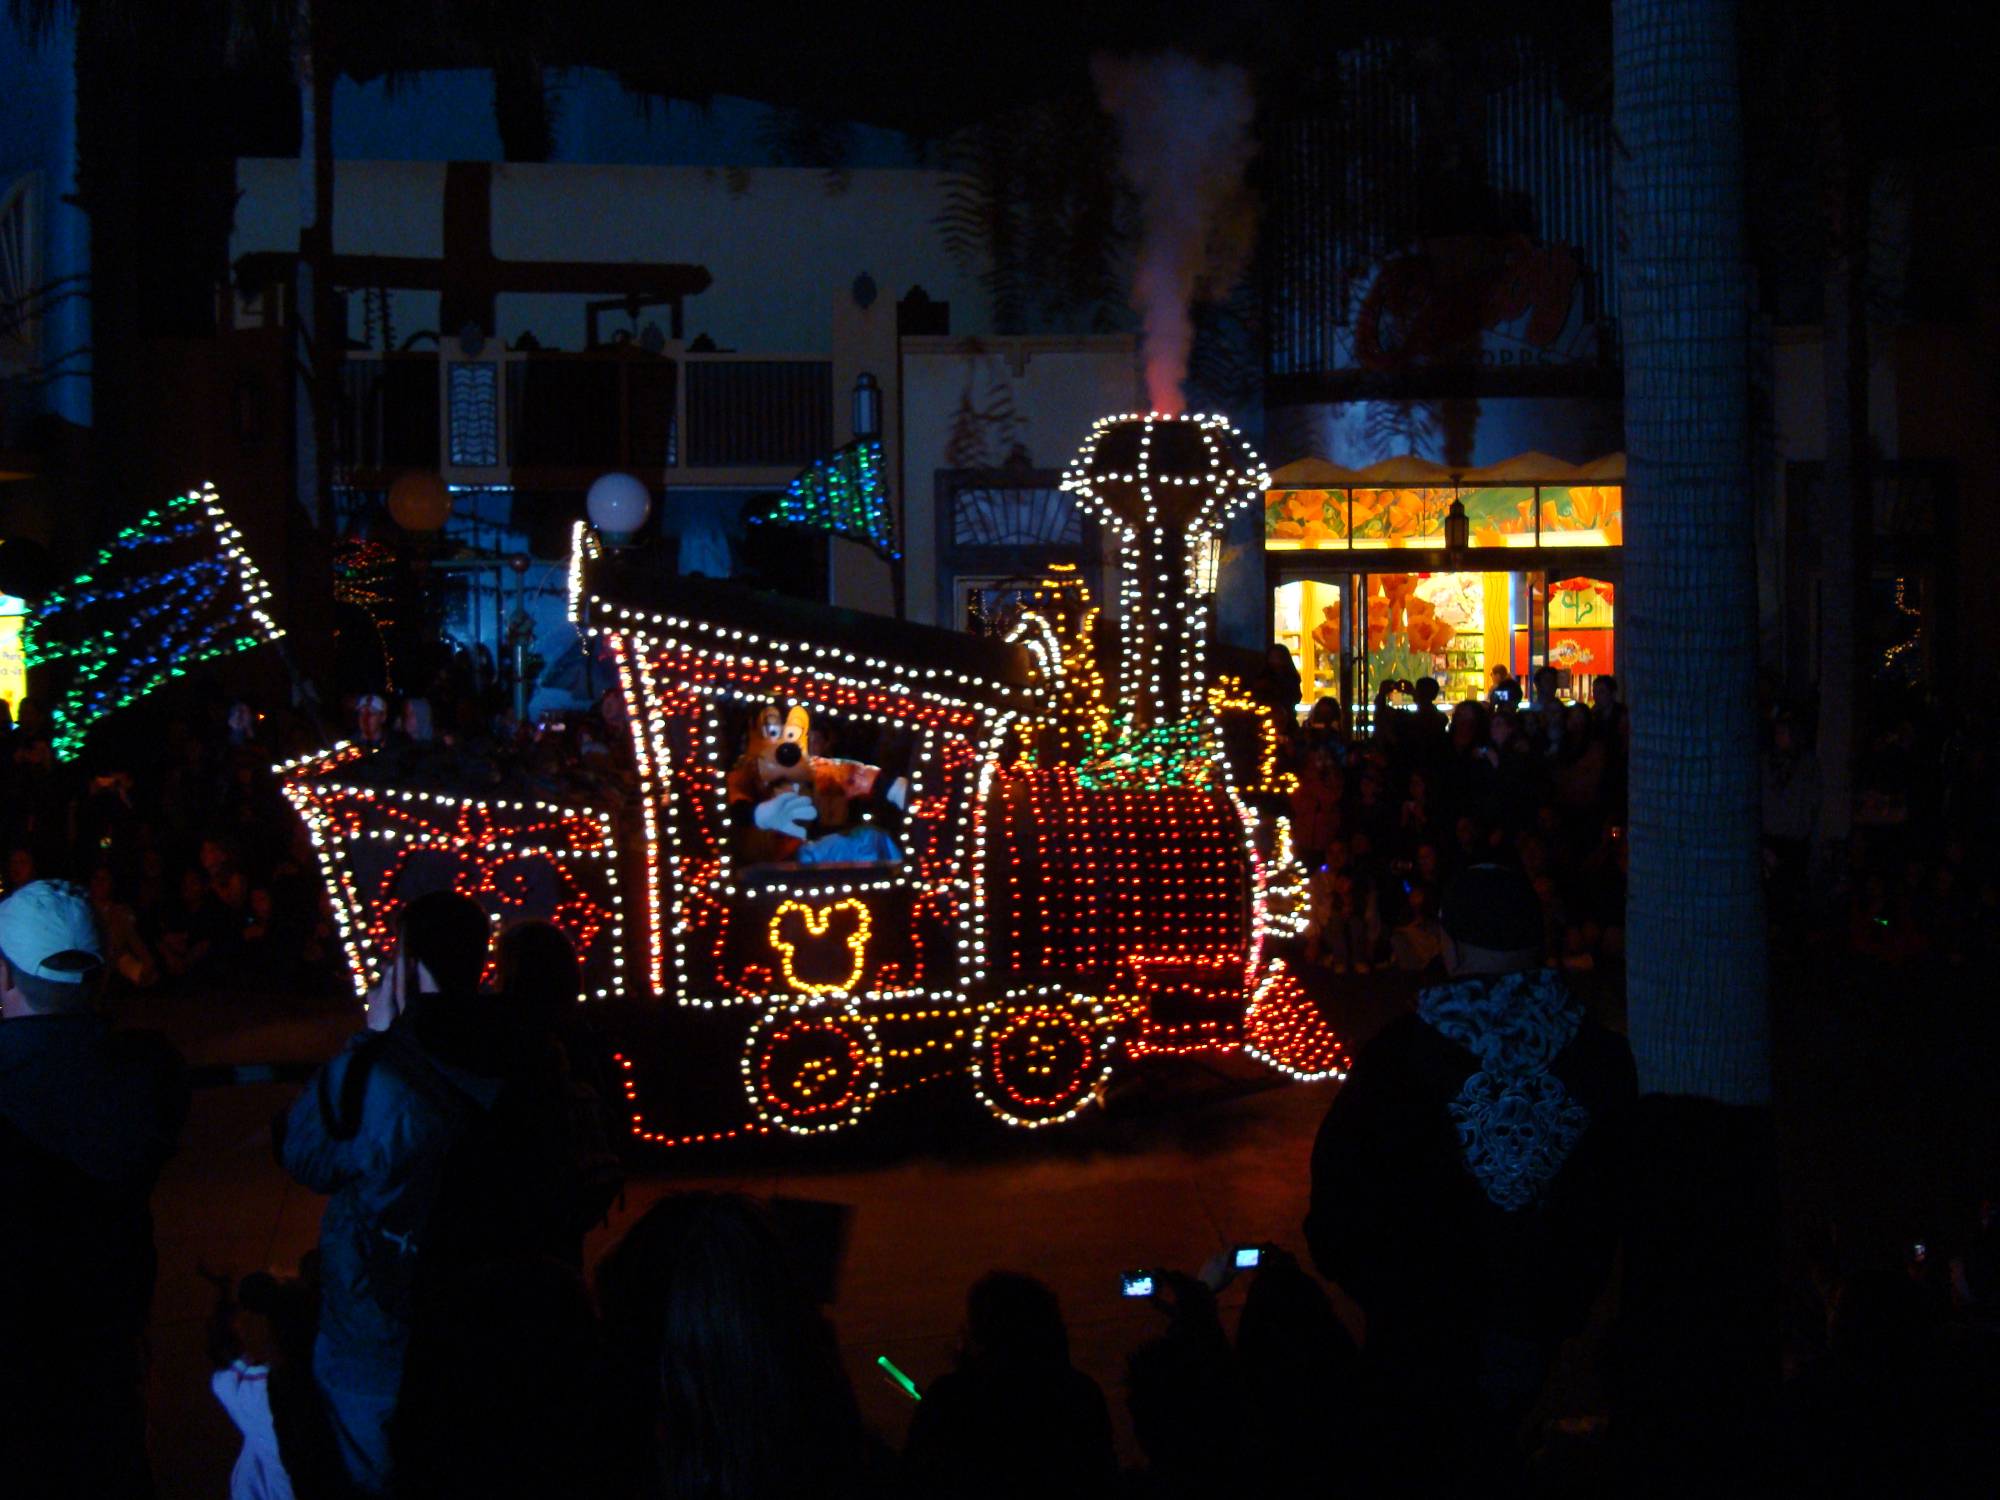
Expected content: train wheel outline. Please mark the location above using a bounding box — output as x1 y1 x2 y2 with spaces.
742 1001 883 1135
970 995 1119 1130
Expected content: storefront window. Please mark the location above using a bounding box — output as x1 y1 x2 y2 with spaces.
1264 488 1348 549
1 593 26 720
1350 488 1449 549
1537 485 1623 546
1276 567 1616 721
1364 571 1518 703
1273 579 1344 710
1459 487 1539 547
1264 480 1624 551
1545 576 1615 691
1265 459 1622 713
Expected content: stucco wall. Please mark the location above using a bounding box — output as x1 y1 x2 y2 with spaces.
232 157 991 357
899 336 1140 625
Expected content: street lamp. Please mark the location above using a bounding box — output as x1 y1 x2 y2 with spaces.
1444 497 1470 554
586 472 652 545
852 371 882 441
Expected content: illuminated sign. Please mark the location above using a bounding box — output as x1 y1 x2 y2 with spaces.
1 593 25 719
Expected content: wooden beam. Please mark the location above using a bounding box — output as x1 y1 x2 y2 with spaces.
306 254 712 300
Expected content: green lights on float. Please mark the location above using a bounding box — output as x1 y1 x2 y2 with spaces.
25 483 283 760
755 438 900 560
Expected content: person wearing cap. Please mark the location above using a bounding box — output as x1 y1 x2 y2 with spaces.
0 879 189 1497
1303 861 1636 1493
352 692 395 749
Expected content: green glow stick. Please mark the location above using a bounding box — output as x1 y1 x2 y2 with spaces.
877 1355 921 1401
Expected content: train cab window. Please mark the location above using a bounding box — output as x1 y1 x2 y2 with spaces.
722 701 914 874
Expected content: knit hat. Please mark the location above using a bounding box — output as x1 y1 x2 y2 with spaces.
0 879 106 982
1440 864 1544 953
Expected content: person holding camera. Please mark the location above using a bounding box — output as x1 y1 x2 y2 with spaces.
275 890 582 1495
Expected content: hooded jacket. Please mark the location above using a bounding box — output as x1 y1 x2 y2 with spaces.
1305 967 1635 1355
277 996 506 1392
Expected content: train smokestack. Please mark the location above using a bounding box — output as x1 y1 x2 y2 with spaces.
1061 412 1266 737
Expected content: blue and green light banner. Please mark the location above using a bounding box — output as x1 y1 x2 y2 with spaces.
755 438 900 561
23 485 284 759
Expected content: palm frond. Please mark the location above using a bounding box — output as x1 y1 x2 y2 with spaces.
934 94 1131 337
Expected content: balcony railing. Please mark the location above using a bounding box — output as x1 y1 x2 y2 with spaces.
336 345 833 487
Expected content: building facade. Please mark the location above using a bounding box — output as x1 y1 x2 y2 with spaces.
218 67 1137 701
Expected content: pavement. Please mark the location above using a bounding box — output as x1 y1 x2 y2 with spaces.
129 969 1417 1497
113 915 1998 1496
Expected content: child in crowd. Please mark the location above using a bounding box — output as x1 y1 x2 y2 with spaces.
1389 883 1446 974
207 1270 319 1500
1305 839 1378 974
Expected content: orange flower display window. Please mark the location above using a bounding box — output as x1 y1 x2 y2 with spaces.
1263 487 1349 550
1350 487 1449 549
1460 487 1539 548
1538 485 1622 546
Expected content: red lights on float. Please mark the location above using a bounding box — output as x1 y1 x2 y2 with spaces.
282 417 1348 1149
277 746 627 1002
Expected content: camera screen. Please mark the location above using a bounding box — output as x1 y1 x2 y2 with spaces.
1233 1246 1262 1270
1121 1272 1155 1298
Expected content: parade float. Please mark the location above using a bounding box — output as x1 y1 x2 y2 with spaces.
278 414 1349 1146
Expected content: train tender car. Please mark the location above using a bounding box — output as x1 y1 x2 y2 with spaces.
275 741 629 1003
281 412 1348 1149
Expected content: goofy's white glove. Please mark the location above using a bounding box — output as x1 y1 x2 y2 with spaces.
753 790 816 840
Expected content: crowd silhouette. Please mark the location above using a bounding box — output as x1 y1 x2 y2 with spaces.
5 665 2000 1496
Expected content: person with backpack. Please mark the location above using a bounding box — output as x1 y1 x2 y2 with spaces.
274 891 580 1496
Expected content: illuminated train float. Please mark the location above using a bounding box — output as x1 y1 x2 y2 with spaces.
279 414 1348 1145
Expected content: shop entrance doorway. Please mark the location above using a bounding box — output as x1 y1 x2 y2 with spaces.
1271 567 1615 730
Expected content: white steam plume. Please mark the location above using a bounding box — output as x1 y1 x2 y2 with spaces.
1092 53 1257 415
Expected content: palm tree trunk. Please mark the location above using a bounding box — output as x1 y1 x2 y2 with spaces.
1612 0 1769 1104
1612 6 1777 1488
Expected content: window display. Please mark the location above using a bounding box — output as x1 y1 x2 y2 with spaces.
1274 568 1612 714
1272 579 1343 712
0 593 25 718
1263 451 1622 714
1537 486 1622 546
1351 487 1450 549
1261 455 1623 553
1526 577 1615 696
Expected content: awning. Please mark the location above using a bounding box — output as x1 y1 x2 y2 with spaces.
1266 451 1626 488
1459 451 1588 484
1267 456 1368 488
1350 454 1457 486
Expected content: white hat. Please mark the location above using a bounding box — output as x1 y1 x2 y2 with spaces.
0 879 106 982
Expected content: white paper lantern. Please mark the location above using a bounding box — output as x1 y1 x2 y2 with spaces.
586 472 652 540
